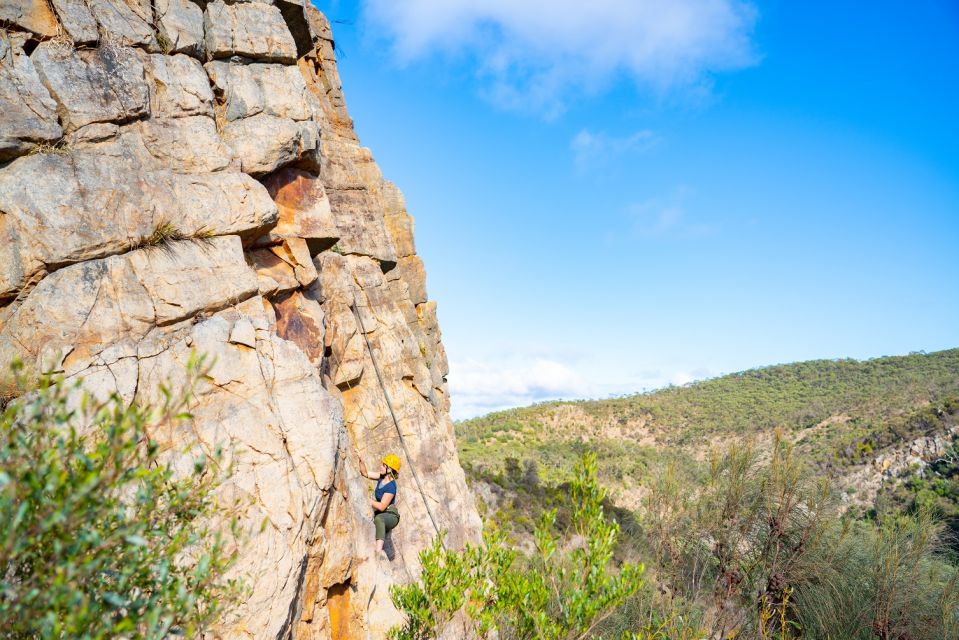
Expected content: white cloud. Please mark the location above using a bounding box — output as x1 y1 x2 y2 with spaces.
571 128 659 170
449 357 590 419
448 354 717 419
362 0 758 115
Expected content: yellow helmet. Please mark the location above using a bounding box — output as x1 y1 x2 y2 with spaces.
382 454 402 473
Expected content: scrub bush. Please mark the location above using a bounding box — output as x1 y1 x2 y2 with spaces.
0 360 243 640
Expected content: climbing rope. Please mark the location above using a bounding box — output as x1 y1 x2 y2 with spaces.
347 280 447 550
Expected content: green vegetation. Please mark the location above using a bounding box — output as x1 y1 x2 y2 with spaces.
0 361 243 640
459 349 959 486
641 437 959 640
399 447 959 639
390 454 659 640
443 349 959 639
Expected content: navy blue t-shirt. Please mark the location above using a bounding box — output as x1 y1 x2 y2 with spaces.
375 478 397 508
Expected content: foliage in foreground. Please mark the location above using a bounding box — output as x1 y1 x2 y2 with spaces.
453 437 959 639
0 361 243 640
643 435 959 639
389 453 655 640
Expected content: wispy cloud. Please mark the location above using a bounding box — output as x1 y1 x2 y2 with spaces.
571 129 659 171
623 187 716 237
362 0 759 116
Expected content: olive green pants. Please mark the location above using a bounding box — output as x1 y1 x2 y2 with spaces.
374 506 400 540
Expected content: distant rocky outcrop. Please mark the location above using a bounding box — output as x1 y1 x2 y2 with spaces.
0 2 481 637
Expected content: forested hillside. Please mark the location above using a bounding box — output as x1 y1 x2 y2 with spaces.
459 349 959 545
459 349 959 482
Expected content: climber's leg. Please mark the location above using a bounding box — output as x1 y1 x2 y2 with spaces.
374 511 399 553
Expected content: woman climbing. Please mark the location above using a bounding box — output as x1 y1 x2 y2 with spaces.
359 454 401 559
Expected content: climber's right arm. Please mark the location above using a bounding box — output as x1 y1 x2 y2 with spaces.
357 457 381 480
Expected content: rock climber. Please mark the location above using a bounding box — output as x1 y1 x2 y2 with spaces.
359 454 401 558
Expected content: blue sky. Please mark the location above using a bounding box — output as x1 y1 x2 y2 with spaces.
313 0 959 418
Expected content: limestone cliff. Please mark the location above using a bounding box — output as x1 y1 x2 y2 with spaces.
0 1 481 637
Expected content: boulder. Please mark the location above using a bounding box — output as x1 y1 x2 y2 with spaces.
86 0 157 49
141 52 214 118
206 60 311 122
325 187 398 266
0 0 59 38
394 256 428 305
382 181 417 258
0 36 63 161
249 237 318 297
221 114 318 176
155 0 205 58
134 115 232 172
32 42 149 133
204 1 297 63
49 0 99 45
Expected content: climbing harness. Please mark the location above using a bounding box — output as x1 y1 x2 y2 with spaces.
347 281 448 550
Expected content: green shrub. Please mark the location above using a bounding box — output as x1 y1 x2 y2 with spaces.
643 435 959 640
0 360 244 640
390 453 646 640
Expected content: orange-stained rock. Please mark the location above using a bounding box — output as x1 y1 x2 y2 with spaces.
0 0 59 37
261 167 339 251
274 290 326 364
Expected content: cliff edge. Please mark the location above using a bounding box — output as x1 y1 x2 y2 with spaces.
0 1 481 637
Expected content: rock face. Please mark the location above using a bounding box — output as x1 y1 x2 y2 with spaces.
0 2 481 638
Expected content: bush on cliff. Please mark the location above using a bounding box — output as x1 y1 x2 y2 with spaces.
0 360 243 640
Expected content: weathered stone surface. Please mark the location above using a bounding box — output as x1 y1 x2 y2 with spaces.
229 316 256 347
314 254 481 640
86 0 157 49
49 0 99 45
66 121 119 144
249 238 317 297
0 36 63 160
204 0 297 63
155 0 204 58
395 256 428 305
0 146 276 299
221 114 318 176
383 182 417 258
132 300 343 639
309 134 399 266
32 42 149 132
274 289 325 364
134 115 232 172
0 0 59 37
260 167 338 248
141 52 214 118
206 60 310 122
0 236 256 388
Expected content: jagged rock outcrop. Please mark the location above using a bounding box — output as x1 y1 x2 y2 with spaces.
0 3 481 638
